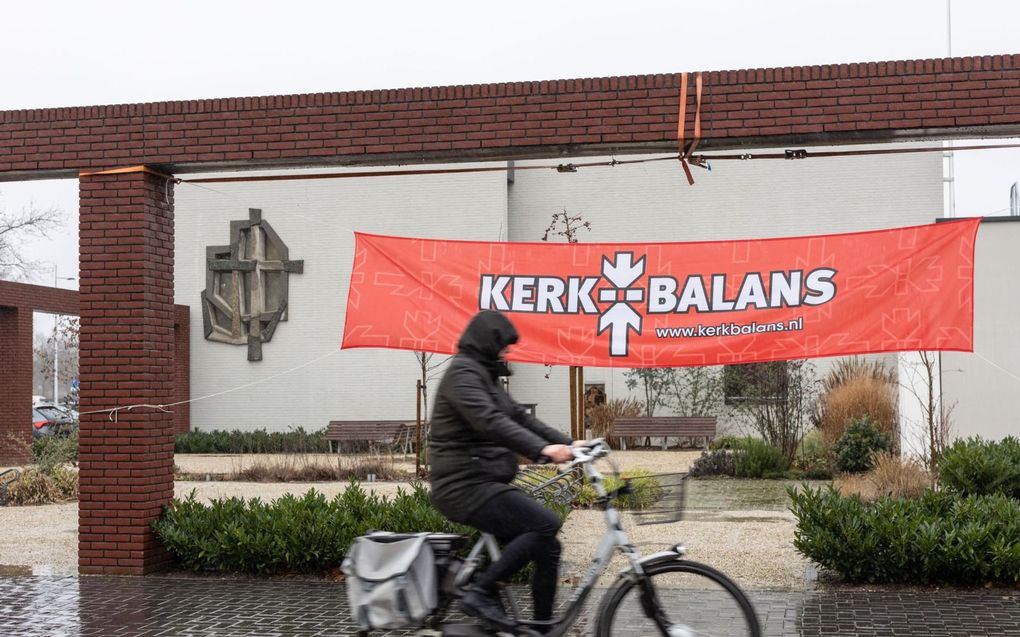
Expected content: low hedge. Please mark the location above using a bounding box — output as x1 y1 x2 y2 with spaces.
153 482 470 574
938 436 1020 499
153 481 572 576
789 485 1020 585
174 428 330 454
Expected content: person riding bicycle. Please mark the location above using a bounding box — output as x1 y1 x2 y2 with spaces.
429 310 583 632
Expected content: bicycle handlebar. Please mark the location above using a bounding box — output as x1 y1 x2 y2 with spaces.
568 438 609 466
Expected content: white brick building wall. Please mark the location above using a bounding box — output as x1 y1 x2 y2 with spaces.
174 146 942 437
174 165 508 431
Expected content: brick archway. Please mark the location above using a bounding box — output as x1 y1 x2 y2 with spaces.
1 53 1018 574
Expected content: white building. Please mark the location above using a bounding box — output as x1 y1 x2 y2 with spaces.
173 144 1016 446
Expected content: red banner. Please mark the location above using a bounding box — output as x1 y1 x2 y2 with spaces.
341 219 979 368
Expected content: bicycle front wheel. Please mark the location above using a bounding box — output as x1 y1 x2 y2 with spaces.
594 559 761 637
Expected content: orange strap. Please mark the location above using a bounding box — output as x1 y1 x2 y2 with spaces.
677 72 689 151
677 72 704 185
79 165 174 179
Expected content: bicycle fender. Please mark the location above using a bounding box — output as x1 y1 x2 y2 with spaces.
615 546 687 583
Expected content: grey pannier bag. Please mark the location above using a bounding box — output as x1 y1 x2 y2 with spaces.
342 532 439 630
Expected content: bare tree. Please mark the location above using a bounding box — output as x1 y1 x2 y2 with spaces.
0 198 63 280
414 351 449 472
729 360 819 460
541 209 591 379
34 316 80 404
542 208 591 243
900 351 955 472
624 368 673 417
667 366 726 417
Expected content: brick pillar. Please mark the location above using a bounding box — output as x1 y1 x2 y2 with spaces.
0 306 33 465
78 169 175 575
173 305 190 434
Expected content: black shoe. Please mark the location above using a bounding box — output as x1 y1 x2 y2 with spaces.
460 588 516 631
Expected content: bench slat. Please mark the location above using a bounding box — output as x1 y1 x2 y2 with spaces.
610 416 717 449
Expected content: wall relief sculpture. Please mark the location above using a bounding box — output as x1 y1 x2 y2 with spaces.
201 208 304 361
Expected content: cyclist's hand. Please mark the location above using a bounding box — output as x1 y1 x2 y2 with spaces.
541 444 573 463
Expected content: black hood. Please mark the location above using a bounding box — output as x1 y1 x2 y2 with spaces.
457 311 518 366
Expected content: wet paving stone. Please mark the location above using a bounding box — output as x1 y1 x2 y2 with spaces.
1 575 1019 636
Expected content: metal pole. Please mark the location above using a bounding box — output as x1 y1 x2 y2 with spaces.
568 366 578 440
53 265 59 402
416 380 422 477
577 366 586 440
944 0 956 218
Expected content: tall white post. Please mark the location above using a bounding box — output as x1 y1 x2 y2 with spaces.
53 265 59 402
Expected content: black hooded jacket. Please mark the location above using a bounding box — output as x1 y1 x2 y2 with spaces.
429 311 572 522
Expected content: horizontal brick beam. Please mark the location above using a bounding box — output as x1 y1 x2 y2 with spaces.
1 54 1019 181
0 280 79 314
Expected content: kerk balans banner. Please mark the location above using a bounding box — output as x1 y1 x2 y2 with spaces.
341 218 980 368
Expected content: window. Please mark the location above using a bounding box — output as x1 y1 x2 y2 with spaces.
723 361 789 405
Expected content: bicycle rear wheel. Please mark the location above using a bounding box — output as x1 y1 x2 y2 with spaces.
594 560 761 637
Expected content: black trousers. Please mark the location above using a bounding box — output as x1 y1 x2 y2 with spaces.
465 488 562 621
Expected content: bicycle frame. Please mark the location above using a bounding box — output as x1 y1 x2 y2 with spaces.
438 444 684 637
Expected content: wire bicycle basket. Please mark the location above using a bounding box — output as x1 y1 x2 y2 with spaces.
515 466 583 507
624 472 689 525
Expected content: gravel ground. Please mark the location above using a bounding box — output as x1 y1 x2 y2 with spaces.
0 450 814 590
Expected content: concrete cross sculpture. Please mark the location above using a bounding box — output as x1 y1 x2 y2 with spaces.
201 208 304 361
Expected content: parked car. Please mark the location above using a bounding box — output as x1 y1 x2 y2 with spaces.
32 404 77 439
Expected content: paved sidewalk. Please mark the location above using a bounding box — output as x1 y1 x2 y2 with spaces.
1 575 1019 636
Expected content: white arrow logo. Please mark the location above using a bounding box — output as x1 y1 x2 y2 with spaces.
598 252 646 357
598 302 642 356
601 252 645 288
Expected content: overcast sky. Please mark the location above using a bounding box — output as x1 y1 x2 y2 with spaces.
2 0 1019 301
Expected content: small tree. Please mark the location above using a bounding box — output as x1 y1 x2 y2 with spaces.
728 359 818 460
540 208 591 379
667 366 726 417
624 368 673 417
413 351 449 473
541 208 591 243
900 351 954 472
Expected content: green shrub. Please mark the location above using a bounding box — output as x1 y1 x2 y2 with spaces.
32 432 79 473
794 430 833 479
6 467 78 505
558 468 662 511
832 418 891 473
153 481 474 575
938 437 1020 499
789 485 1020 585
689 449 736 477
709 435 757 451
734 439 790 478
174 427 330 454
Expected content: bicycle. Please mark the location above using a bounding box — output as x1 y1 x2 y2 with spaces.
354 439 762 637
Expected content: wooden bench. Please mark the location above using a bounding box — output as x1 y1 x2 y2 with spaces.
611 416 717 450
324 420 415 456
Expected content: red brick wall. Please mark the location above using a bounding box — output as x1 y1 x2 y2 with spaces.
1 55 1018 178
78 170 175 575
0 307 33 465
0 280 79 314
174 305 190 435
0 283 80 465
